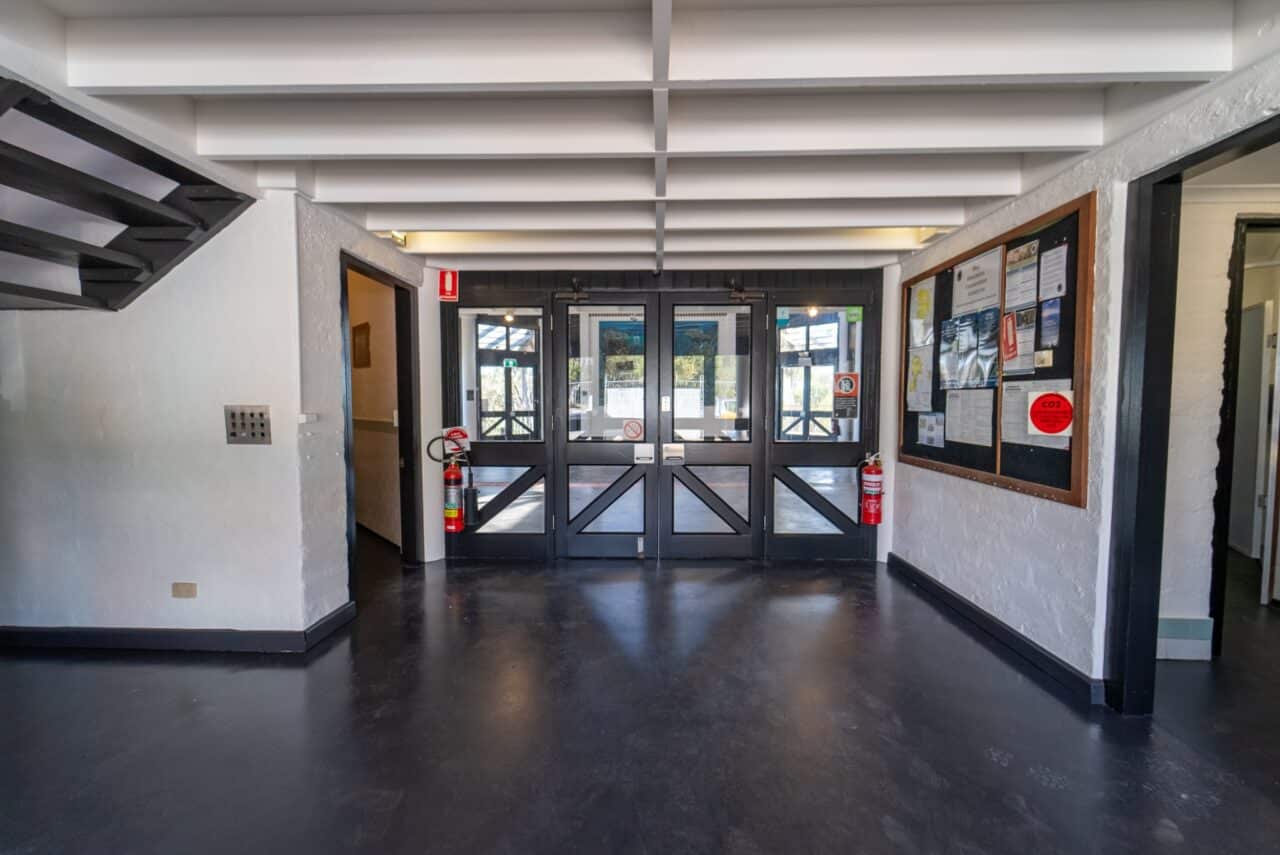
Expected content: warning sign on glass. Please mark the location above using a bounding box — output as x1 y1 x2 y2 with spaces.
833 372 860 419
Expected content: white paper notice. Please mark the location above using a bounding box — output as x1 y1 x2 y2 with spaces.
1039 244 1068 300
908 277 935 347
944 389 994 447
1002 379 1070 450
906 345 934 412
951 247 1003 316
919 413 945 448
1003 240 1039 309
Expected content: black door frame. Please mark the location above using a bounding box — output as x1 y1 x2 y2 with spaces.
1108 112 1280 715
340 252 426 602
440 278 556 560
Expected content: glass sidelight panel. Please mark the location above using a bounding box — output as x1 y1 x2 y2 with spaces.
673 480 735 533
459 308 543 441
569 465 630 519
476 478 546 534
686 466 750 522
568 306 645 441
789 467 859 522
583 478 646 533
672 305 751 441
471 465 531 509
772 478 841 534
775 306 863 442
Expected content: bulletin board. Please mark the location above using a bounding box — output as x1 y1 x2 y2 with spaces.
898 193 1095 507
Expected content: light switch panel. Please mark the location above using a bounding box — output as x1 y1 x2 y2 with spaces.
225 405 272 445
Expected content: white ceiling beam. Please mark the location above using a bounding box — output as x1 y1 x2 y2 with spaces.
421 253 658 271
66 12 651 95
364 202 655 232
669 1 1232 87
196 96 653 160
668 90 1101 156
663 251 901 270
652 0 671 84
665 198 968 230
313 160 656 204
664 228 931 253
399 230 655 255
667 154 1022 200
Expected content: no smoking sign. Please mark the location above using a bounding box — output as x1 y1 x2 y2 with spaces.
1027 391 1073 437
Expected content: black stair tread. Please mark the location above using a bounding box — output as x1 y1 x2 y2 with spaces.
0 219 151 271
0 280 107 310
0 141 201 229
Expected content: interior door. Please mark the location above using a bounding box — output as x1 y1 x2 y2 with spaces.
658 293 766 558
553 294 660 557
765 288 880 561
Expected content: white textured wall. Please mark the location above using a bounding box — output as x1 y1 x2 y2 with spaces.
877 263 902 562
1160 191 1280 620
348 271 402 546
0 192 306 630
294 195 426 625
894 51 1280 678
420 266 446 566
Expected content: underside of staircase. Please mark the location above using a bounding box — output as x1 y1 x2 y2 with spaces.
0 78 252 311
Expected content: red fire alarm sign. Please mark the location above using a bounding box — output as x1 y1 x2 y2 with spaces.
438 269 459 302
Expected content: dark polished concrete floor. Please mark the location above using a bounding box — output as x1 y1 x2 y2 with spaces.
1155 550 1280 801
4 536 1280 854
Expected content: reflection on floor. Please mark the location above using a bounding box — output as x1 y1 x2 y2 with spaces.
1156 549 1280 799
3 536 1280 853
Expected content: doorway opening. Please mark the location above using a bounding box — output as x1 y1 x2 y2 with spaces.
1111 119 1280 717
340 253 425 603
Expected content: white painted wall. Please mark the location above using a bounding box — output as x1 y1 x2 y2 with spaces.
420 266 446 566
348 270 401 547
893 51 1280 678
1161 190 1280 621
0 192 306 630
877 263 901 562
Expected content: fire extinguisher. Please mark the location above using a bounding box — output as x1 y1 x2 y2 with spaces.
443 459 465 533
860 453 883 526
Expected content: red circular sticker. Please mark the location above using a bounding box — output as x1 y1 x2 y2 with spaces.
1029 392 1073 434
623 419 643 440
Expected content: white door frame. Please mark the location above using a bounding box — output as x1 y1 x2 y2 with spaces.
1261 300 1280 604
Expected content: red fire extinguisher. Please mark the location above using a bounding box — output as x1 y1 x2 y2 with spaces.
860 453 883 526
444 459 465 533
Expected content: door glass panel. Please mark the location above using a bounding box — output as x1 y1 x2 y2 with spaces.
687 466 749 522
789 467 859 522
476 477 545 533
672 305 751 441
569 465 630 519
459 308 543 442
773 478 841 534
471 466 531 509
774 306 863 442
673 480 734 533
568 305 645 441
583 477 645 533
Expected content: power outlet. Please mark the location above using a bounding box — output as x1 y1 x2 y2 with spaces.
171 582 198 599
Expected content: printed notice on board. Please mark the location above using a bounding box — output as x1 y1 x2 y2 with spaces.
1004 240 1039 310
1002 380 1071 450
909 277 935 347
907 345 934 412
945 389 994 447
951 247 1003 316
1001 306 1037 376
1039 244 1068 300
918 413 945 448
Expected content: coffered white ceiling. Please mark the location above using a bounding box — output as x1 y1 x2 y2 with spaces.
10 0 1245 269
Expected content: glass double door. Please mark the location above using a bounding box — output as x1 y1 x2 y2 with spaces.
553 292 766 558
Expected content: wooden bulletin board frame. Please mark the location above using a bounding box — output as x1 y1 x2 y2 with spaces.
898 192 1096 507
